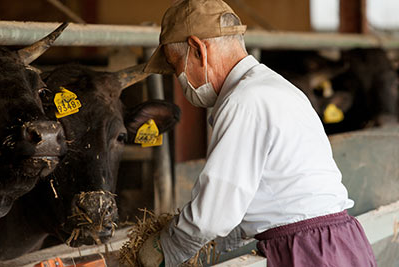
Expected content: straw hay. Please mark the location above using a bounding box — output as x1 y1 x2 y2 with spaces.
66 191 117 246
119 209 221 266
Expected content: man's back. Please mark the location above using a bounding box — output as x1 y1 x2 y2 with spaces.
209 56 354 235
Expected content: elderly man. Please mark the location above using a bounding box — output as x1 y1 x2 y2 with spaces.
139 0 377 266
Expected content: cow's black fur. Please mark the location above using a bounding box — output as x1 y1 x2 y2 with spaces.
0 47 64 218
325 48 398 134
261 49 398 134
0 64 180 260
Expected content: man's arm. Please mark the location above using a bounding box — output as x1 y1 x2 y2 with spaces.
161 99 270 266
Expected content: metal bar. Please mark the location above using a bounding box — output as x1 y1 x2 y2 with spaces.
2 21 399 49
0 21 160 47
244 30 399 50
144 47 174 214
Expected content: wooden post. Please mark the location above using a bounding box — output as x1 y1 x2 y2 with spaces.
144 47 174 214
339 0 368 34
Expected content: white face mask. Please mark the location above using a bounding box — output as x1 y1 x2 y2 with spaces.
177 45 217 108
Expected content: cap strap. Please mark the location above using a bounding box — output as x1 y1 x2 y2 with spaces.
220 25 247 35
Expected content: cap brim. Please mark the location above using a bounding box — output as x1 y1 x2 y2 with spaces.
144 45 175 75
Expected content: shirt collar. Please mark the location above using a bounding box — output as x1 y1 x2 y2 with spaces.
208 55 260 126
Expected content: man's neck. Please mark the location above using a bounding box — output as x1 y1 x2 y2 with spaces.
213 51 248 94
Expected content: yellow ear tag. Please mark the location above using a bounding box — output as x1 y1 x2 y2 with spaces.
323 103 344 124
54 87 82 118
134 119 163 147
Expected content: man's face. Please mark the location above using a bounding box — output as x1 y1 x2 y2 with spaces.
164 45 185 76
164 44 207 89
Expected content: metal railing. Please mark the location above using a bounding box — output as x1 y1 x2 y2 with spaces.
1 21 399 49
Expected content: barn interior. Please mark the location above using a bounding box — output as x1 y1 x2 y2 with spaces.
0 0 399 266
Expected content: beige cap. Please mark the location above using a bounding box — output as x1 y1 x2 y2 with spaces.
144 0 247 74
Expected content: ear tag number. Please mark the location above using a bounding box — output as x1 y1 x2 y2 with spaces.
323 103 344 124
54 87 82 118
134 119 163 147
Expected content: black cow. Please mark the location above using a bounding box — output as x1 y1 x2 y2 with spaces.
261 49 398 134
0 23 68 218
261 50 348 117
324 48 398 134
0 63 180 260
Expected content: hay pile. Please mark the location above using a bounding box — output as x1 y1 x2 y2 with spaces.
119 209 220 266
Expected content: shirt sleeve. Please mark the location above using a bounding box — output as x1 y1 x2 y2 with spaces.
161 99 270 266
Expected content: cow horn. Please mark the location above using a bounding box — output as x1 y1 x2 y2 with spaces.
115 63 150 91
18 22 69 65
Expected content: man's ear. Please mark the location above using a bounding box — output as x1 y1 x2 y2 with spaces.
188 36 207 67
124 99 181 143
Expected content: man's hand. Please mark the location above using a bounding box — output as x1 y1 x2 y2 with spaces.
138 233 165 267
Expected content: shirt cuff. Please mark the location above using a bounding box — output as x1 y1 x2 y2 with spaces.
160 216 208 267
213 225 254 255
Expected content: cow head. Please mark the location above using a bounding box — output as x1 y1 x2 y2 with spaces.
0 23 68 217
39 64 180 246
323 49 398 133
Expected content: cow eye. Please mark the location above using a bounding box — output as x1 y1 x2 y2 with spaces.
117 133 127 144
38 88 51 99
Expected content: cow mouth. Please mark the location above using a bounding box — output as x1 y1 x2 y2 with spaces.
62 191 118 247
62 225 116 247
21 156 60 177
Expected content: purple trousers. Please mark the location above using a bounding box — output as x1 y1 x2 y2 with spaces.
255 211 377 267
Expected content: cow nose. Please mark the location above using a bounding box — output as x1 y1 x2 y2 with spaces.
70 191 118 245
76 191 118 218
72 191 118 228
21 122 42 144
21 121 66 157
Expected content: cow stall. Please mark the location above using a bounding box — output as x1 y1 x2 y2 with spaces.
2 125 399 266
0 18 399 266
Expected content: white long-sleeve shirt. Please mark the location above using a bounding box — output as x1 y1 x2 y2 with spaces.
160 55 354 266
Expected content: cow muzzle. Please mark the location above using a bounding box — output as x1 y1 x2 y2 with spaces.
20 120 66 177
67 191 118 247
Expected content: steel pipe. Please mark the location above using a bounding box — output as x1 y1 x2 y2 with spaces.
0 21 160 47
144 47 174 214
1 21 399 50
244 30 399 50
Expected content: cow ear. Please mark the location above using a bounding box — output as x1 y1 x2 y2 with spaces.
125 100 180 143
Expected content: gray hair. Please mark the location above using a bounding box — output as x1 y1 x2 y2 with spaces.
167 13 247 57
